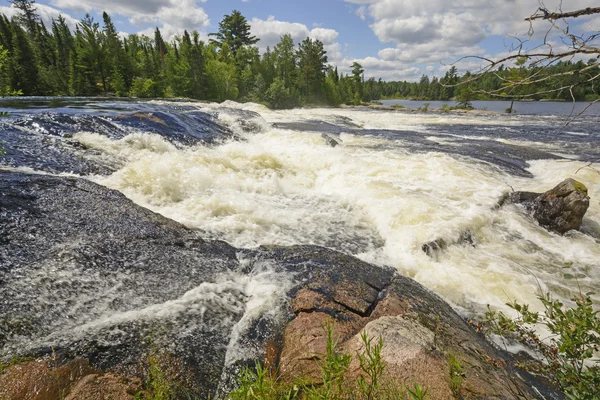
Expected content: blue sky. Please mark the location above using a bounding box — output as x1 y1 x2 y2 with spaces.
1 0 598 81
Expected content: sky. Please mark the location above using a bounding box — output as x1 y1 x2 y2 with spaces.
1 0 599 81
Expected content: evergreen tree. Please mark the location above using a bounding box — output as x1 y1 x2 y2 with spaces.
209 10 258 57
9 0 38 35
8 21 38 94
297 38 327 100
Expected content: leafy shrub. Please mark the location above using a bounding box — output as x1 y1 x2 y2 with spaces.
482 291 600 400
417 102 430 112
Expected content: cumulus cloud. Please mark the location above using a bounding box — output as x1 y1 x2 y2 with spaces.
0 3 78 30
341 0 598 81
249 16 343 62
49 0 209 40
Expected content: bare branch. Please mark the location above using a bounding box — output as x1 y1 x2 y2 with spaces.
526 7 600 21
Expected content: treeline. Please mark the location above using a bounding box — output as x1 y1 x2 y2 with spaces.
369 61 600 103
1 1 598 108
0 2 373 108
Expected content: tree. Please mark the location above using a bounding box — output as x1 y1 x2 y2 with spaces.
461 5 600 119
297 37 328 100
8 20 38 94
273 34 296 88
350 61 364 102
9 0 38 35
209 10 258 57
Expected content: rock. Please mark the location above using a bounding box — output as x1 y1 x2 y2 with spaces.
0 358 145 400
422 238 448 258
270 266 559 399
0 171 562 399
65 374 144 400
322 133 340 147
422 230 474 259
500 178 590 234
0 359 98 400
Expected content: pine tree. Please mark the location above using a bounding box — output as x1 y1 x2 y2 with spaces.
8 20 38 94
297 38 327 100
9 0 38 35
209 10 258 57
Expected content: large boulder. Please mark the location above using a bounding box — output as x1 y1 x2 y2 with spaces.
499 178 590 234
265 247 559 400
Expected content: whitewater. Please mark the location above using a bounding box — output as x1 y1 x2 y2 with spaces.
69 101 600 317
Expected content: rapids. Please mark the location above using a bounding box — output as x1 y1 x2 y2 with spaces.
2 98 599 319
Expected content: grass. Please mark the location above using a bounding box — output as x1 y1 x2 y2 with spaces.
227 321 430 399
448 353 464 399
0 354 33 375
135 352 198 400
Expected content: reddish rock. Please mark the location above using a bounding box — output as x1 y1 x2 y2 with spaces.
65 374 144 400
274 271 548 399
0 359 98 400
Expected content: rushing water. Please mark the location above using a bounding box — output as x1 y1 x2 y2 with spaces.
2 98 599 319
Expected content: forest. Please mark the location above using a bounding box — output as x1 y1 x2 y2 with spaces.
0 0 599 109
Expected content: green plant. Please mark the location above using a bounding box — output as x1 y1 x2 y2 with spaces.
448 353 464 398
406 383 429 400
417 102 430 112
483 291 600 400
228 321 429 400
146 354 176 400
357 331 386 400
228 361 300 400
142 353 197 400
440 103 450 113
304 321 352 399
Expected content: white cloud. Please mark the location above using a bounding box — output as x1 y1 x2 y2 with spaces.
250 16 343 62
341 0 599 80
0 3 78 30
49 0 209 41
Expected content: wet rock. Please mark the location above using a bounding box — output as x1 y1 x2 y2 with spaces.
271 270 557 399
422 230 474 259
65 374 144 400
0 171 561 399
0 171 240 397
0 359 99 400
422 238 448 257
500 178 590 234
322 133 340 147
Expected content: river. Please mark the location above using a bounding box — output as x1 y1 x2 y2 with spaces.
1 98 599 319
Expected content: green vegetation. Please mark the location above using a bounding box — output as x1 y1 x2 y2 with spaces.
447 354 464 398
417 102 429 112
482 291 600 400
0 2 372 108
227 322 429 400
135 353 198 400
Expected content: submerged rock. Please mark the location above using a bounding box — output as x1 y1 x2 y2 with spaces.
499 178 590 234
422 230 474 259
321 133 340 147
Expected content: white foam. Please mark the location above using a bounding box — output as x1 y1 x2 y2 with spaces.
78 104 600 317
